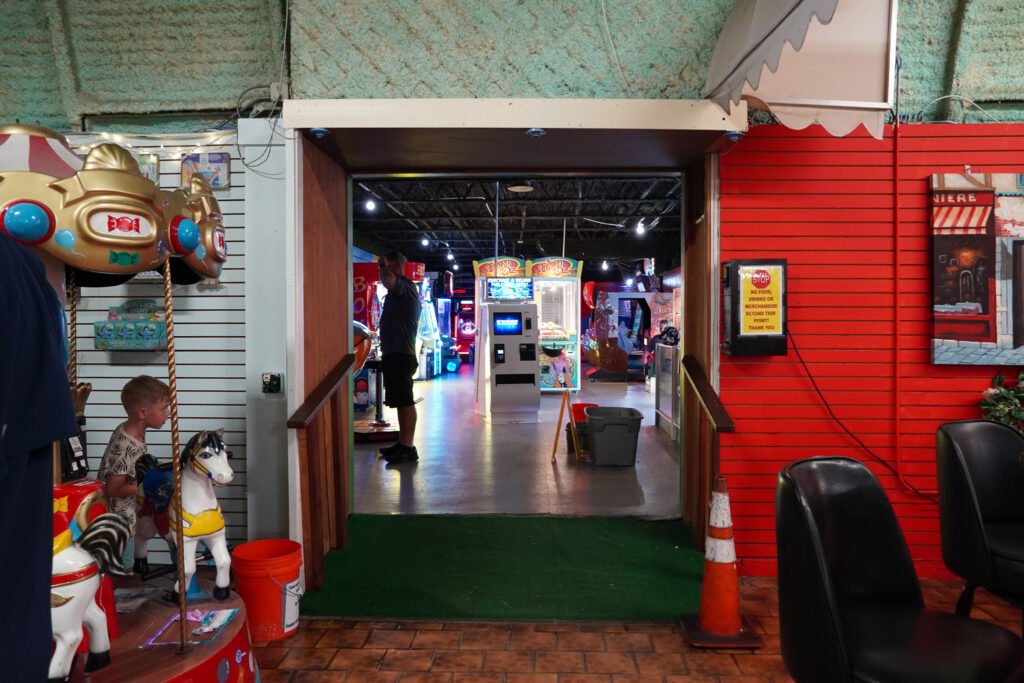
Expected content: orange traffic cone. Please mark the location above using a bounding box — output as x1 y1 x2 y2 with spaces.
679 476 763 649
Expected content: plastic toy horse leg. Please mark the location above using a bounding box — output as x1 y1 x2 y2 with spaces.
132 519 152 575
176 536 199 596
209 531 231 600
48 621 82 681
82 597 111 672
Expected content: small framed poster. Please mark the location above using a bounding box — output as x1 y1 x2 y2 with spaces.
181 152 230 189
136 153 159 183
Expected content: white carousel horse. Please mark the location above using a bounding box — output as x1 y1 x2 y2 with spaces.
50 512 130 681
134 429 234 600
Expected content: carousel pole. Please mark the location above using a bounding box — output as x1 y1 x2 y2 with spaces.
163 263 188 654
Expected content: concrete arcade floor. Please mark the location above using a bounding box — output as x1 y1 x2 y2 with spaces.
353 365 681 518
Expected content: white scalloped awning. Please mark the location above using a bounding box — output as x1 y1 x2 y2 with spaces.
705 0 897 139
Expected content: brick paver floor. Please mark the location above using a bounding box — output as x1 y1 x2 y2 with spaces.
253 578 1021 682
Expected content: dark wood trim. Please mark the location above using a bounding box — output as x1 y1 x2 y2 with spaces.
287 354 356 428
304 419 326 590
681 355 734 434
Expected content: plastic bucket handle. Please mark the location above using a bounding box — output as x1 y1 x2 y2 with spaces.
264 571 305 599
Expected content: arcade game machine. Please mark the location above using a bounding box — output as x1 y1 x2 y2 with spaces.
473 274 541 423
455 300 476 362
529 257 582 392
415 274 442 380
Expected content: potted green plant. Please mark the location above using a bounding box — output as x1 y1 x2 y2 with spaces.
978 371 1024 432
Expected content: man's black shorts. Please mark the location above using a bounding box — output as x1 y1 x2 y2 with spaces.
381 353 418 408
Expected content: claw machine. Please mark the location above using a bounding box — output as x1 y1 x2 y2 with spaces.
529 257 582 392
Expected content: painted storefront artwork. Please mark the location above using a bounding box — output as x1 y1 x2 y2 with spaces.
932 172 1024 365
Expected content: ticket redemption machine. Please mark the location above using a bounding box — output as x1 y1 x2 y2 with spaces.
473 277 541 423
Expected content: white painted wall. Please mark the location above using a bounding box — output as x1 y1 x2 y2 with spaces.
239 119 290 540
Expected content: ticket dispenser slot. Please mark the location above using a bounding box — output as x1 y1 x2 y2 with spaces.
519 343 536 361
494 344 505 364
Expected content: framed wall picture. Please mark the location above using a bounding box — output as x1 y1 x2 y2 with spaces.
181 152 230 189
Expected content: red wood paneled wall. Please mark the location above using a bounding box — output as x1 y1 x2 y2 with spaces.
718 123 1024 578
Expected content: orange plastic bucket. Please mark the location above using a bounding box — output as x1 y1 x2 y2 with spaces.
232 539 303 641
571 403 598 424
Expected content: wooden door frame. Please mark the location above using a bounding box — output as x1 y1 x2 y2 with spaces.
282 100 738 569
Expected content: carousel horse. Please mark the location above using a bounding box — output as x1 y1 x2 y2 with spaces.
133 429 234 601
50 511 130 681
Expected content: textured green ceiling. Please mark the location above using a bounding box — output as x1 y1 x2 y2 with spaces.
1 0 1021 132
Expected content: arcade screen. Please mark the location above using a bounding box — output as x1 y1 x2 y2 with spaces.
493 312 524 335
487 277 533 301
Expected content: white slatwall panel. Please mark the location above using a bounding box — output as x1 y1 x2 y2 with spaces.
66 134 247 559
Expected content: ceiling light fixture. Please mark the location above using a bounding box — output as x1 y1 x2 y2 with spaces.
626 277 635 286
525 128 547 138
421 237 429 247
453 263 460 270
635 219 646 236
507 182 534 193
446 252 454 261
365 199 377 212
602 260 609 271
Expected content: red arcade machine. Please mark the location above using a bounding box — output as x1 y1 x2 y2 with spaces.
455 299 476 363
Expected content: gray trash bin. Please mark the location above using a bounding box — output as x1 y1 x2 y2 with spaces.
584 407 643 466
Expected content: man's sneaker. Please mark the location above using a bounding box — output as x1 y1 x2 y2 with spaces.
378 442 403 457
384 445 419 464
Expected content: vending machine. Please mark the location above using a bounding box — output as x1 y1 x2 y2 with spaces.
473 277 541 423
529 257 582 392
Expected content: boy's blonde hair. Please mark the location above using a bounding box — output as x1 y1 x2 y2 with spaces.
121 375 171 413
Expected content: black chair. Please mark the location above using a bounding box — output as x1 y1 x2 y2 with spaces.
777 456 1024 682
936 420 1024 622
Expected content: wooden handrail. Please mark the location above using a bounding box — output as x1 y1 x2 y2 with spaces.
682 354 734 433
287 354 356 428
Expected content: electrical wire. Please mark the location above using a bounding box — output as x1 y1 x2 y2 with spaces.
913 94 1002 124
786 329 938 504
599 0 633 97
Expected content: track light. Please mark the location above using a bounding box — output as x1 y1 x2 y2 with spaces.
635 219 646 236
365 199 377 212
421 237 429 247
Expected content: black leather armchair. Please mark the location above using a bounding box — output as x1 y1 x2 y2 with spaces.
777 456 1024 682
936 420 1024 621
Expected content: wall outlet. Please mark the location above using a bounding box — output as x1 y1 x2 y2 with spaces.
270 82 289 101
262 372 283 394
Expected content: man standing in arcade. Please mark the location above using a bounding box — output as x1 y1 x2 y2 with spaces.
0 236 79 680
376 251 422 464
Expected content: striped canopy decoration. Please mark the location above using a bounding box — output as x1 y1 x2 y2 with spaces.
932 205 993 234
0 130 83 178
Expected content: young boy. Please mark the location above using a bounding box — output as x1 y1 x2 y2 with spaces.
97 375 171 539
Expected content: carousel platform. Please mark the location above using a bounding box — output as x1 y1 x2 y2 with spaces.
68 575 257 682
